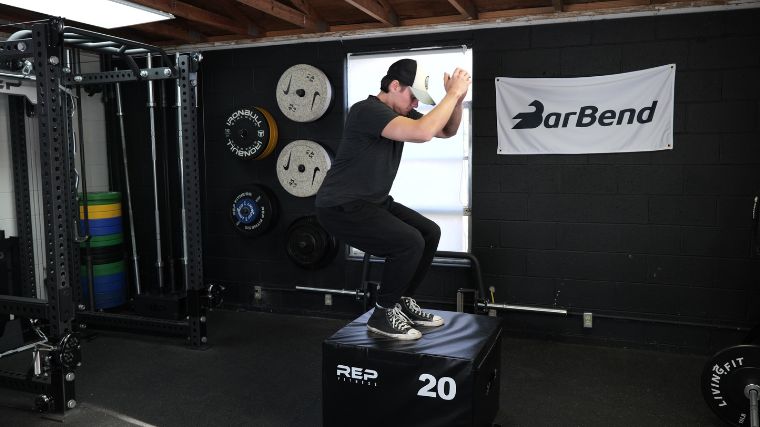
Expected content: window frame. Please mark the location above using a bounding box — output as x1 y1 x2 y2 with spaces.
343 46 474 263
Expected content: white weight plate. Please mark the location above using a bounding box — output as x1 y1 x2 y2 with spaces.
276 140 332 198
276 64 332 123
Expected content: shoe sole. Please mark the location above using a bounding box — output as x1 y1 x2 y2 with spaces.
413 318 445 327
367 325 422 340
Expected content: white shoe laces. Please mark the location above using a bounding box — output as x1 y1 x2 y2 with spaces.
388 304 413 331
403 297 427 317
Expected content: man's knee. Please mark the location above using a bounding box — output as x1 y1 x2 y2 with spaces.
428 222 441 243
398 231 425 259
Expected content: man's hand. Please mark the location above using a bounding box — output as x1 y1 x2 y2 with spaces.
382 67 470 142
443 68 471 102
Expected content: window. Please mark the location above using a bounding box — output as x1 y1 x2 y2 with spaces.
345 47 473 254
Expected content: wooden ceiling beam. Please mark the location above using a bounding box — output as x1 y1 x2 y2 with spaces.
344 0 399 27
132 21 206 43
128 0 255 35
562 0 652 12
215 0 261 35
447 0 479 20
479 6 557 19
289 0 324 21
234 0 327 32
552 0 564 11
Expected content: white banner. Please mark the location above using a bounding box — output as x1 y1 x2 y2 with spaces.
496 64 675 155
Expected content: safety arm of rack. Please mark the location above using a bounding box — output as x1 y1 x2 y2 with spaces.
435 251 487 298
61 26 175 76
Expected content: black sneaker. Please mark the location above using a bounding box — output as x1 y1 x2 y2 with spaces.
366 304 422 340
399 297 444 327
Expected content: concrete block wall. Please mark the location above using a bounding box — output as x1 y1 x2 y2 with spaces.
193 8 759 351
470 9 760 347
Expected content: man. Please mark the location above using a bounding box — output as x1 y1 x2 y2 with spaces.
316 58 471 340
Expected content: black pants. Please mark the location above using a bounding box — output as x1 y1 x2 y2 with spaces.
316 197 441 307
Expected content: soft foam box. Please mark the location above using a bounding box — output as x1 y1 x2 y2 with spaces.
323 309 502 427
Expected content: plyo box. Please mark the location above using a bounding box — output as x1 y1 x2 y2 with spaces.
323 309 502 427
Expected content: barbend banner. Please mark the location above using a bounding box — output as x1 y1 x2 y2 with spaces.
496 64 675 155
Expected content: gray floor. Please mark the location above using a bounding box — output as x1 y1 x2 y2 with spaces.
0 309 723 426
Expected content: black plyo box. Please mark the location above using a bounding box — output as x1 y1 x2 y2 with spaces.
323 309 502 427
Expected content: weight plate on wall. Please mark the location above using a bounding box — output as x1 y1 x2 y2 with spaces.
286 216 338 269
276 64 333 123
701 344 760 426
230 185 278 237
256 107 279 159
276 140 332 198
224 107 279 160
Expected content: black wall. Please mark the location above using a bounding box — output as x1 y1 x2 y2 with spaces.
198 9 760 352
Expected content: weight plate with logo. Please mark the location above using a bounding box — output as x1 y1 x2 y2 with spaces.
286 216 338 269
701 344 760 426
276 64 332 123
276 140 332 198
230 185 278 237
224 107 279 160
256 107 279 159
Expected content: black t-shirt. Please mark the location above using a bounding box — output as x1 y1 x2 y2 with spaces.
315 96 422 207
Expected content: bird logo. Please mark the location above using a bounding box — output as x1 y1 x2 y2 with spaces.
512 100 544 129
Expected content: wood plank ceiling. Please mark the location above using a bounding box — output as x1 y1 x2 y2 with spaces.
0 0 747 48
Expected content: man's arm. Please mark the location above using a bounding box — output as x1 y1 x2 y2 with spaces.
437 101 463 138
381 68 470 143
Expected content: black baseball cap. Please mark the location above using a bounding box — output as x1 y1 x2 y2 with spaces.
385 59 436 105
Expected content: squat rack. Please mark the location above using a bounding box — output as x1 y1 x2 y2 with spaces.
0 18 206 416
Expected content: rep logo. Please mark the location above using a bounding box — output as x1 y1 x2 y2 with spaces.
512 100 658 129
336 364 378 387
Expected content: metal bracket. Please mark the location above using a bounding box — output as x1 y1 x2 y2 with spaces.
64 67 175 85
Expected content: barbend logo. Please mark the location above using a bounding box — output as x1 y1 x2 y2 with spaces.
512 100 658 130
336 364 378 387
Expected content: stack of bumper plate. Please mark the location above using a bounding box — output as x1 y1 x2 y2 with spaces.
79 192 126 309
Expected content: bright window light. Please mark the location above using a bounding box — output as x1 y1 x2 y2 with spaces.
1 0 174 29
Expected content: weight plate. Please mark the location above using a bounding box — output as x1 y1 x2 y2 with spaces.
79 192 121 204
701 344 760 426
79 203 121 214
81 234 123 248
276 64 333 123
80 271 126 287
80 249 124 265
257 107 279 160
276 140 332 198
79 245 124 265
286 216 338 269
81 224 123 237
57 334 82 369
230 185 278 237
79 209 122 220
224 107 278 160
81 243 123 257
81 259 125 277
80 217 123 228
79 233 124 248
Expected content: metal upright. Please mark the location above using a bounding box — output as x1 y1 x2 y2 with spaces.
0 18 207 417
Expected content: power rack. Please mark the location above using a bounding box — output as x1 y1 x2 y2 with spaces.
0 18 206 417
